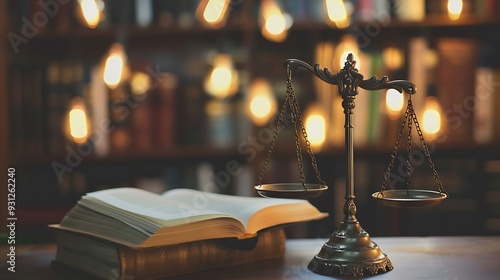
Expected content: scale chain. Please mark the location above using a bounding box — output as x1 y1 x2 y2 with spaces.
380 95 445 195
288 81 307 188
406 97 414 194
411 108 445 194
380 99 411 194
288 82 325 186
257 81 291 186
257 68 325 189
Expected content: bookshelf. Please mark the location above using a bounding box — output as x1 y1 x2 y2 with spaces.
2 0 500 242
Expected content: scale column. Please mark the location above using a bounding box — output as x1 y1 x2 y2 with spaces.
307 54 393 276
343 95 357 223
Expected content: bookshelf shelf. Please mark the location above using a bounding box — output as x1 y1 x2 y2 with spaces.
11 145 248 167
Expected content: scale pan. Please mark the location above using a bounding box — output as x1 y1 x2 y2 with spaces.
255 183 328 199
372 189 447 208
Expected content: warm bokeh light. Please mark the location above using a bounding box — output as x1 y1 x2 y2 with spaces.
103 43 128 89
250 96 271 117
260 0 290 42
382 47 404 70
305 104 327 149
385 89 404 120
265 15 286 35
247 78 276 126
447 0 463 21
196 0 229 29
78 0 103 28
424 49 438 69
324 0 349 28
204 54 239 99
130 72 152 96
422 97 443 140
66 97 91 144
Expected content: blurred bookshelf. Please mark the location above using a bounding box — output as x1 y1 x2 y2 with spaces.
2 0 500 243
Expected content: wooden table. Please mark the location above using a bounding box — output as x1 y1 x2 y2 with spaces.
1 236 500 279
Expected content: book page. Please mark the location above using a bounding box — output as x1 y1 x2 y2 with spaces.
162 188 308 229
85 188 234 227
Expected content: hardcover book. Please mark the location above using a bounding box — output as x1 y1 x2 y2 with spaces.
54 226 286 279
52 187 327 278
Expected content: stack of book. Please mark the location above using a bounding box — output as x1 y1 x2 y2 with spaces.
51 188 327 279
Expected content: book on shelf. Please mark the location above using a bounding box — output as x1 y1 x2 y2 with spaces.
108 86 133 153
153 72 178 150
52 187 326 278
473 44 500 144
436 38 478 146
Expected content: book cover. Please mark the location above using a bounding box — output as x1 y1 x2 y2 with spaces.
54 226 286 279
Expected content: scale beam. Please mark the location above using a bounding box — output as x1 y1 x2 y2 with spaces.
285 55 416 95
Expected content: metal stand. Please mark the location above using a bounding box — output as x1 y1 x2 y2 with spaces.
284 54 415 276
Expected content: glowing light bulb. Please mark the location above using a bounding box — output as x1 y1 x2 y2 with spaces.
66 97 91 144
304 104 326 149
260 0 289 42
265 15 286 35
251 96 272 118
325 0 349 28
422 97 443 140
196 0 229 29
103 43 128 89
204 54 239 99
385 89 404 120
247 78 276 126
79 0 102 28
447 0 463 21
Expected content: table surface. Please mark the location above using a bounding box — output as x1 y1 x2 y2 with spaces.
1 236 500 279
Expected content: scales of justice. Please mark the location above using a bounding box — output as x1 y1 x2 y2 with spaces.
254 54 448 276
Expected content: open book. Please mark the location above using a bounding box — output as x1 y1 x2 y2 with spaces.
52 187 327 248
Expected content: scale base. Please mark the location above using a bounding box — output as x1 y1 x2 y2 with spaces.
308 217 393 276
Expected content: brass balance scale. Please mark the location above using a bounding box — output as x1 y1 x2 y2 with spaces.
254 54 448 276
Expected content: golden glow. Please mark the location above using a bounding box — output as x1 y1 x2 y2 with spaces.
103 43 128 89
265 15 286 35
324 0 349 29
447 0 463 21
424 49 438 69
79 0 102 28
66 97 91 144
196 0 229 29
247 78 276 126
130 72 152 96
382 47 404 70
422 97 443 140
204 54 239 99
305 104 326 149
260 0 288 42
335 35 360 70
250 96 272 117
385 89 404 120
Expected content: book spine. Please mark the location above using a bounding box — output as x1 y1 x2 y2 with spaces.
154 73 178 150
109 86 132 154
119 227 286 279
437 38 478 146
